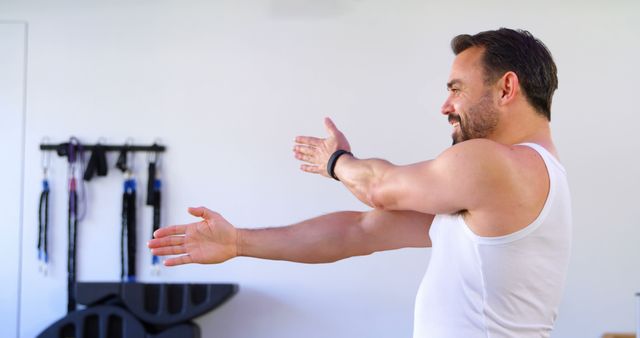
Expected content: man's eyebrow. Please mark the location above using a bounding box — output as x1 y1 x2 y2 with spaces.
447 79 462 89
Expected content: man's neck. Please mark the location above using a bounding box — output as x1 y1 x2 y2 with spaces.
490 110 554 149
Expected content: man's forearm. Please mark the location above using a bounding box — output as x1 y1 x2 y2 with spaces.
237 211 373 264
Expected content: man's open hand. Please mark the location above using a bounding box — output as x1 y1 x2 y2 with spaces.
147 207 238 266
294 117 351 177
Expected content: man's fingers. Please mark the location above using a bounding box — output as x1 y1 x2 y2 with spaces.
187 206 207 218
300 164 322 174
188 206 219 220
295 136 323 147
153 224 187 238
147 235 185 249
293 144 317 156
294 145 321 164
164 254 193 267
324 117 339 136
151 245 186 256
295 152 317 164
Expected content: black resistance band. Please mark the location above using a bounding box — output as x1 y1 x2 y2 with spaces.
37 173 50 275
146 157 162 271
120 155 137 282
66 138 84 313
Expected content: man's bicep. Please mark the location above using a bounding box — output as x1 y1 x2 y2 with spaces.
373 160 465 215
359 209 434 251
374 141 505 215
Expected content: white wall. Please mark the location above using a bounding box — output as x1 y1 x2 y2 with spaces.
0 21 27 338
0 1 639 337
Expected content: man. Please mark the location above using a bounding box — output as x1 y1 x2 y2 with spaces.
148 28 571 338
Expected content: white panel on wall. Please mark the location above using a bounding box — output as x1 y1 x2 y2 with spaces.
0 21 27 338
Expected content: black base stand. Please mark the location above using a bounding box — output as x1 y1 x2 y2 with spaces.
38 282 238 338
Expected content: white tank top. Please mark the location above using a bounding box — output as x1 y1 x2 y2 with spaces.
413 143 572 338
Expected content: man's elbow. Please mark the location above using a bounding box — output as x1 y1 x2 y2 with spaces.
367 182 393 210
365 160 399 210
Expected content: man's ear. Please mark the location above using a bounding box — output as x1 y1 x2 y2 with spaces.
497 71 519 106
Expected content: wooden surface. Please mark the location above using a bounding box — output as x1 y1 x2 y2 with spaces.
602 333 635 338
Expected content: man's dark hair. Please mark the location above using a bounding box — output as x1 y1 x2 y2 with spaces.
451 28 558 121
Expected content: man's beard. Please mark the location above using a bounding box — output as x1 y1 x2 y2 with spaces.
451 93 499 145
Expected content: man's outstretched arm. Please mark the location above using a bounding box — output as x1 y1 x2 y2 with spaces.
294 118 511 215
148 207 432 266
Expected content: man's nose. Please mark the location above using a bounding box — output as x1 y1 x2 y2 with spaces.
441 98 453 115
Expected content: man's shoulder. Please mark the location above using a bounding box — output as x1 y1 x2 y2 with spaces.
436 140 552 235
432 139 544 196
438 139 541 169
435 139 513 170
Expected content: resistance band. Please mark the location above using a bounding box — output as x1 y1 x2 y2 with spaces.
83 142 108 181
119 148 137 282
66 137 85 312
37 148 51 275
146 152 162 273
